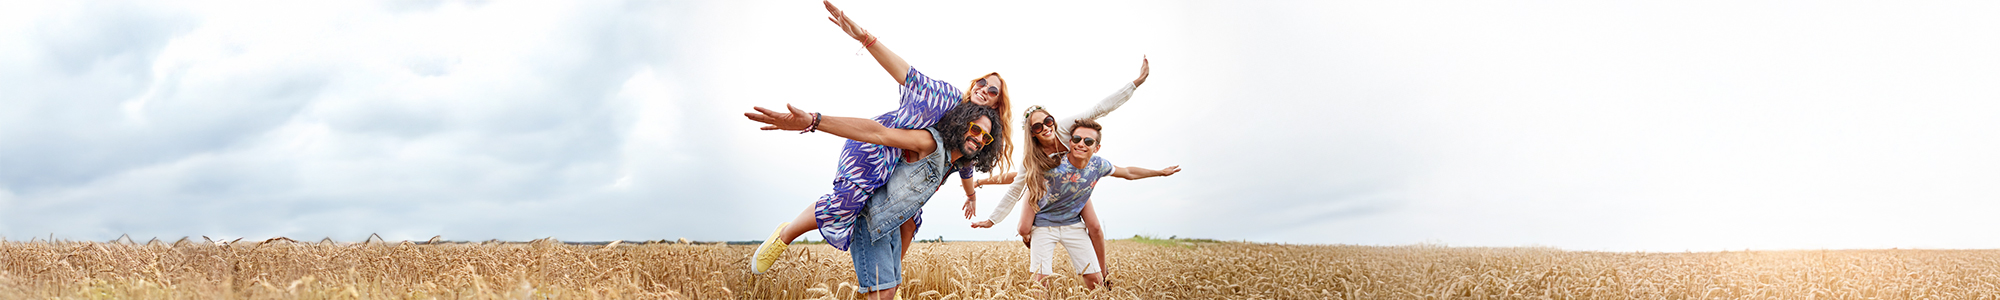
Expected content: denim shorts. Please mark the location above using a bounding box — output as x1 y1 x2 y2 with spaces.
848 211 909 293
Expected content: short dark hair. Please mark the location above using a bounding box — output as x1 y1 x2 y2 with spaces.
1071 119 1103 144
931 104 1006 172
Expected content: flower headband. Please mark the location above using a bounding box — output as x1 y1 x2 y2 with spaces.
1023 105 1047 118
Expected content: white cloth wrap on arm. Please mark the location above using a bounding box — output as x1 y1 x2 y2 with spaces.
982 81 1136 224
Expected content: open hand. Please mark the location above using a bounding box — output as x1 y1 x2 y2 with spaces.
824 1 873 43
961 196 978 219
971 220 994 228
1158 165 1181 176
744 104 813 131
1132 56 1150 87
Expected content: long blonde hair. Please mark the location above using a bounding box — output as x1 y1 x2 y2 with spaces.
1018 106 1061 205
966 72 1014 175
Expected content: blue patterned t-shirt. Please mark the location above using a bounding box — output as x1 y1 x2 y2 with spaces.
1033 156 1115 227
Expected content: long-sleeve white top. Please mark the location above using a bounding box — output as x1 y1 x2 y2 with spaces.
979 81 1137 224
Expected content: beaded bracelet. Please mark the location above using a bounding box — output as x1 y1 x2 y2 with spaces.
800 112 822 134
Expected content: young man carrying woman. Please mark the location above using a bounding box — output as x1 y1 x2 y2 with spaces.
1013 120 1179 290
745 103 1006 300
748 0 1019 275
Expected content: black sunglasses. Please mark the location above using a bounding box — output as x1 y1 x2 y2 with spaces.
1069 135 1097 147
1032 116 1056 132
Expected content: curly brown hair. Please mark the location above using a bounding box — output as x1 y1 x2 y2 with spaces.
931 104 1006 172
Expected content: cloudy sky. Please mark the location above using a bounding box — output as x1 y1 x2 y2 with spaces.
3 0 1998 251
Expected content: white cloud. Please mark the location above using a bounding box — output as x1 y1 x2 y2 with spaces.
0 0 718 242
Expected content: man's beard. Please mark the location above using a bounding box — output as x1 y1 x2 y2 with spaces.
939 131 975 166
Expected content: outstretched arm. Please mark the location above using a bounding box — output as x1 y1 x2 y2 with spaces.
1058 57 1150 133
969 171 1032 228
1109 165 1181 180
824 1 910 83
974 172 1018 187
964 171 1016 220
745 104 936 154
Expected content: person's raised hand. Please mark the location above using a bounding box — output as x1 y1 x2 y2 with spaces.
745 104 813 131
824 1 873 43
1132 56 1150 87
1158 165 1181 176
961 195 978 219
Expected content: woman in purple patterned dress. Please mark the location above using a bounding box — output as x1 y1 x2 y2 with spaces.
749 1 1017 274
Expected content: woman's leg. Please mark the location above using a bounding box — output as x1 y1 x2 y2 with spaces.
754 206 823 274
757 190 862 274
898 217 918 259
778 206 818 244
1080 202 1109 288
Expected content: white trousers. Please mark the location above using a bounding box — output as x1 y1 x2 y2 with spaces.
1029 223 1100 275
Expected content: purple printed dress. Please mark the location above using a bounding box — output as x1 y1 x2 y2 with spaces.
815 67 974 251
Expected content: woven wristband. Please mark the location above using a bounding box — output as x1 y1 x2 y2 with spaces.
854 36 877 56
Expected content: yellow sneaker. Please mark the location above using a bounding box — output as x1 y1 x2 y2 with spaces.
750 222 790 274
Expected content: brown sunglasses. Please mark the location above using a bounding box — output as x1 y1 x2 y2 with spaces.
974 79 1001 96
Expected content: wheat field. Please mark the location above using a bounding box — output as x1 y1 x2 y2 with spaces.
3 236 2000 299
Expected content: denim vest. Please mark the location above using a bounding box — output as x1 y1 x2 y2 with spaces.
859 128 953 242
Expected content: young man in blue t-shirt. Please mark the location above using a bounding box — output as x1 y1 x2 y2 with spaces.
1023 119 1181 290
